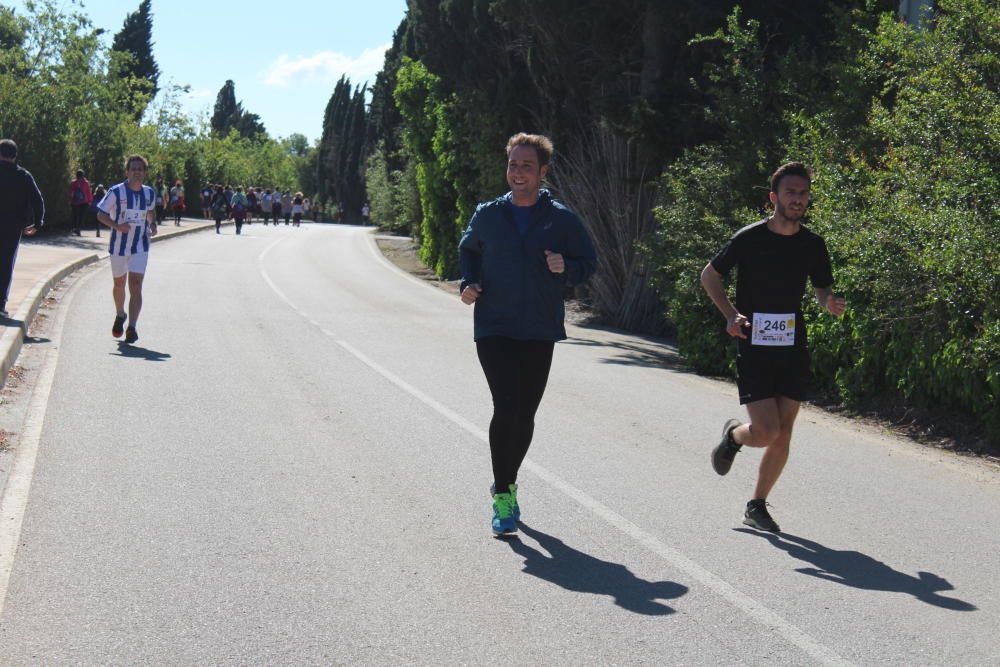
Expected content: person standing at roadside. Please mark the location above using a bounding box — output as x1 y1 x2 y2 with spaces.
68 169 92 236
702 161 846 533
153 175 167 226
0 139 45 318
95 155 157 343
169 179 185 226
200 183 213 220
459 132 598 536
90 184 106 238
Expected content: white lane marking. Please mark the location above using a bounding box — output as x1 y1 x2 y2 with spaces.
0 268 101 618
258 243 852 667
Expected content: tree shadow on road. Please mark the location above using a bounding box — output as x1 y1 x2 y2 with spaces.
562 327 695 372
734 529 976 611
505 523 688 615
111 342 172 361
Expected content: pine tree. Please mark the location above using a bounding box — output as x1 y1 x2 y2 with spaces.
110 0 159 118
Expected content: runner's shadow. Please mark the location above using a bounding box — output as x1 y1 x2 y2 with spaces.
506 523 688 615
111 342 171 361
734 529 976 611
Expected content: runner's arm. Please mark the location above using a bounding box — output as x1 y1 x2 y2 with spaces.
25 171 44 229
96 210 128 232
814 286 846 317
701 263 747 338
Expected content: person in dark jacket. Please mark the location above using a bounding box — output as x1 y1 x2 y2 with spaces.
459 132 597 536
0 139 45 318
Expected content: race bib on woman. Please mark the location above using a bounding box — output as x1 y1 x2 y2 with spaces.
751 312 796 346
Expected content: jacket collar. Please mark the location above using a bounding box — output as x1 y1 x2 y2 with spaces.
500 188 553 209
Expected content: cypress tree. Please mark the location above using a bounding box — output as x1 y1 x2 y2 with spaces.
317 76 353 204
110 0 159 118
211 80 266 139
211 80 239 136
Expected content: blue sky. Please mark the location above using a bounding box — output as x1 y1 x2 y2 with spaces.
11 0 408 142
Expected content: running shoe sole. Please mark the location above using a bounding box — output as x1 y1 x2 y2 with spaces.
124 327 138 344
712 418 742 475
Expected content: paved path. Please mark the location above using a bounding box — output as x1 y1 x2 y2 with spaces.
0 224 996 664
1 218 224 389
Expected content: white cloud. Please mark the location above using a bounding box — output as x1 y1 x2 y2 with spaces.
263 44 390 87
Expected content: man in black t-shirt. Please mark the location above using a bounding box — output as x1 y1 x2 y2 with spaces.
700 162 846 532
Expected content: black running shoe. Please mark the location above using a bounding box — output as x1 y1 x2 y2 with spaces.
711 418 742 475
112 314 127 338
744 499 780 532
124 326 138 344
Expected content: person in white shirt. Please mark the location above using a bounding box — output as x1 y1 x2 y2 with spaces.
95 155 157 343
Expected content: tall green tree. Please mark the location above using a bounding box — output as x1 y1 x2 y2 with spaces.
110 0 159 119
210 80 265 139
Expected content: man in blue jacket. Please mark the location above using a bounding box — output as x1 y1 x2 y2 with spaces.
459 132 597 536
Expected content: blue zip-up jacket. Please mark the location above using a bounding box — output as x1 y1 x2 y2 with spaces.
459 189 598 341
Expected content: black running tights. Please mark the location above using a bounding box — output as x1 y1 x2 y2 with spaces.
476 336 555 494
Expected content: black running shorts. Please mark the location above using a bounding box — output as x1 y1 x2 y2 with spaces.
736 348 811 405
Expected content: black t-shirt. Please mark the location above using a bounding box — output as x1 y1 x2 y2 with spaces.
711 219 834 350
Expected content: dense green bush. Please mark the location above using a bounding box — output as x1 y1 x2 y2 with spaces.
793 0 999 439
647 0 998 443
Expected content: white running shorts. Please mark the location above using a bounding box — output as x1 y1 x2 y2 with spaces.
110 253 149 277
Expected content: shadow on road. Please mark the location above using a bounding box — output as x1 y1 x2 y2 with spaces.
563 326 694 372
734 528 976 611
111 342 172 361
506 523 688 615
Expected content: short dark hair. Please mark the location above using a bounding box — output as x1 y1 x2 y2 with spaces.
770 161 812 193
0 139 18 159
76 169 85 178
506 132 554 166
124 154 148 171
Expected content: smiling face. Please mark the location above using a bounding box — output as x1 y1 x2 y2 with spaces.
125 158 147 190
769 174 810 223
506 145 549 206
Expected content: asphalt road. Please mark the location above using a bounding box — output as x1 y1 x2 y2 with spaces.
0 224 997 665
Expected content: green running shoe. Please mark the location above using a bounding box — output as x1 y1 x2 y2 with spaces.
490 483 520 522
491 492 517 536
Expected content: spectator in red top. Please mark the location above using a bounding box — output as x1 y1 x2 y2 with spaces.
68 169 93 236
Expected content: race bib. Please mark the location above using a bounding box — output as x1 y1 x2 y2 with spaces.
751 312 796 346
123 207 145 228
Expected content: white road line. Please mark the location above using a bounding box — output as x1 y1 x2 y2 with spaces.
258 235 853 667
0 268 101 618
